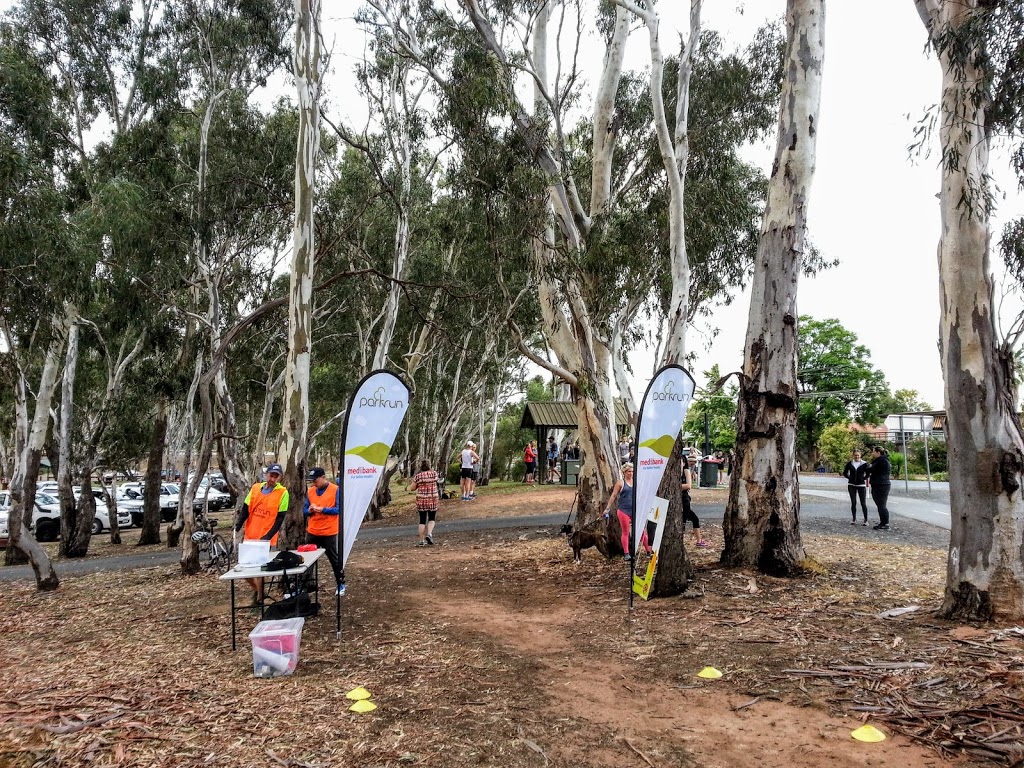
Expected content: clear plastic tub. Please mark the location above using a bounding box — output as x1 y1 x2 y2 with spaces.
249 617 305 678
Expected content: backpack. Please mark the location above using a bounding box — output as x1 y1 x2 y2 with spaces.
263 591 320 620
261 550 304 572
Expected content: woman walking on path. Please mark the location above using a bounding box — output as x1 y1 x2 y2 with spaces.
409 461 440 546
842 449 870 525
605 463 650 561
866 446 892 531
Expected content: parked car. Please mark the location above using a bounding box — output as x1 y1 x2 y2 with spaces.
1 490 63 542
0 508 9 548
193 478 232 511
121 483 180 522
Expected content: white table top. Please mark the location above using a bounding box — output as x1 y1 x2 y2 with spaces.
218 547 325 581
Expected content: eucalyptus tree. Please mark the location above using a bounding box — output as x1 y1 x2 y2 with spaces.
362 0 640 519
151 0 293 568
0 20 74 582
275 0 326 549
721 0 825 576
915 0 1024 619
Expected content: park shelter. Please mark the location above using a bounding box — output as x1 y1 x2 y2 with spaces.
520 400 631 485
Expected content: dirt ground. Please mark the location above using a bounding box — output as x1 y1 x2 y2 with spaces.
1 487 1022 768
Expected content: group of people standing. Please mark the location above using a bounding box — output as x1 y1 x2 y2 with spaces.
523 435 576 484
842 446 892 530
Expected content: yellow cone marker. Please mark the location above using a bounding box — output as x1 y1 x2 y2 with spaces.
850 725 886 743
697 667 723 680
346 687 372 701
349 700 377 713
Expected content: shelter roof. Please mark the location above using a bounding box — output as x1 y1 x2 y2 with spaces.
520 400 632 430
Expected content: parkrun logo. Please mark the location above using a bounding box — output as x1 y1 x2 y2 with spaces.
652 379 690 403
359 386 405 409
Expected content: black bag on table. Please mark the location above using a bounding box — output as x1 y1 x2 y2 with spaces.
260 550 303 572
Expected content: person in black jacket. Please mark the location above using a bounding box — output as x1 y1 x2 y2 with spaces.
842 449 870 525
866 446 892 530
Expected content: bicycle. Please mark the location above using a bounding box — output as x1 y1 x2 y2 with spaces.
191 511 232 574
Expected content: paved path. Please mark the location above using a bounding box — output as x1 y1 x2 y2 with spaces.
1 489 952 583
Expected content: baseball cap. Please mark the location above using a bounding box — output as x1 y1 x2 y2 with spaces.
309 467 326 480
266 463 283 476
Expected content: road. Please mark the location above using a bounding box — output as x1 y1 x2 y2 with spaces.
0 478 952 582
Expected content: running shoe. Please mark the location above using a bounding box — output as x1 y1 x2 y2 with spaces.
426 535 434 546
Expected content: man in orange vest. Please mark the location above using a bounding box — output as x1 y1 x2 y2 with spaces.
304 467 343 595
234 463 289 605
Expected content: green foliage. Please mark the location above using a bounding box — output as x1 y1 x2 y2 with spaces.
889 451 906 479
797 316 889 459
910 437 947 474
817 424 857 474
683 365 736 452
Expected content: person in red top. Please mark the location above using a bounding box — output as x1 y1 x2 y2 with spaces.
303 466 343 595
408 460 440 546
234 463 289 605
523 440 537 484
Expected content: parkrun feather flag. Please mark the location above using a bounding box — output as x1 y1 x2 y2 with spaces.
339 370 411 567
630 364 695 604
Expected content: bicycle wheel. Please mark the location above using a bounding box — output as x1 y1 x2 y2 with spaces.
208 534 230 574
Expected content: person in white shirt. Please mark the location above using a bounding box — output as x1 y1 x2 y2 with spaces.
459 442 480 501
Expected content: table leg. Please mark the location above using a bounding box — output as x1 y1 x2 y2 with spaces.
230 579 236 651
259 576 266 620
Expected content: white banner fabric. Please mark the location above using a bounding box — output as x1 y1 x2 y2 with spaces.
632 365 696 554
340 371 411 566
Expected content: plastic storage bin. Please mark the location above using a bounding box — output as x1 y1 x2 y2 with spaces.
249 617 305 678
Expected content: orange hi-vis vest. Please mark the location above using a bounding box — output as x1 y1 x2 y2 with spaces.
243 482 288 545
305 482 340 537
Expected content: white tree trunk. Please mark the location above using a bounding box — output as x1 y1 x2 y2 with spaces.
915 0 1024 620
277 0 323 547
721 0 824 576
2 320 63 587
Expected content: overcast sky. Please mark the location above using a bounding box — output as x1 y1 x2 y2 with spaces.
322 0 1022 410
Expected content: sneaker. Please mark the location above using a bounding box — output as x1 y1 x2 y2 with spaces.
336 584 347 596
863 521 868 526
623 554 632 563
426 535 434 546
850 520 857 525
416 540 427 547
696 541 710 548
873 524 890 531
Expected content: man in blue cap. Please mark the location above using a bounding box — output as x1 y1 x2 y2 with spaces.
304 466 343 595
235 463 289 605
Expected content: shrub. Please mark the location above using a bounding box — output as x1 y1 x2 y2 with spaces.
889 451 905 478
817 424 856 475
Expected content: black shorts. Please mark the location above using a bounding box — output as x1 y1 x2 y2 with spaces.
460 468 474 479
525 461 536 472
418 508 437 525
548 457 557 469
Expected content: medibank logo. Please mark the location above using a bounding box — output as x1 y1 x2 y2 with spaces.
652 379 690 403
359 386 405 409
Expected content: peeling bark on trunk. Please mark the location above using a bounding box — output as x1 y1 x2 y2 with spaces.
58 317 87 557
721 0 823 576
915 0 1024 620
278 0 323 551
139 399 167 546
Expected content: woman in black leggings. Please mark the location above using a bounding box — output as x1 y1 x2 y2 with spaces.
867 446 892 531
842 449 870 525
680 470 708 547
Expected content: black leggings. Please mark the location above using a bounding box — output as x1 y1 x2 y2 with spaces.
871 484 891 526
848 485 868 519
682 494 700 530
